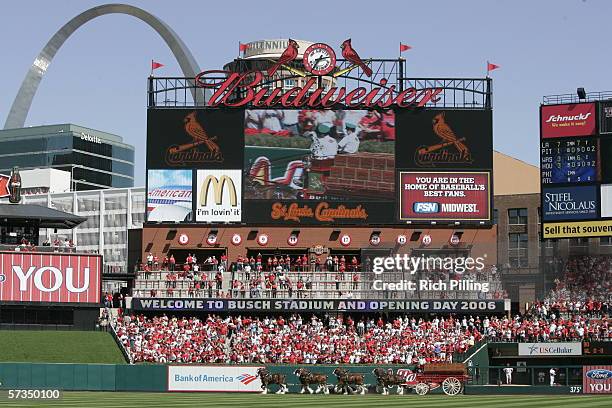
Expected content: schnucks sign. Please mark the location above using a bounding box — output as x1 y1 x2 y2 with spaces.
583 365 612 394
0 252 101 304
541 103 596 138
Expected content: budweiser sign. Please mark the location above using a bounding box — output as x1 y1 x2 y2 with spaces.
0 252 101 303
270 202 368 222
196 71 442 109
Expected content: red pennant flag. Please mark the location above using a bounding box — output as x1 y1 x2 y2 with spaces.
239 42 249 53
487 62 500 72
400 43 412 52
151 60 164 70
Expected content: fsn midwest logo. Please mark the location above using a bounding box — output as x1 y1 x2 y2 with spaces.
586 369 612 381
165 111 224 166
236 373 258 385
415 112 473 167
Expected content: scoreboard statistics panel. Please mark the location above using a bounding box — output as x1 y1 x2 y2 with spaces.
540 138 597 185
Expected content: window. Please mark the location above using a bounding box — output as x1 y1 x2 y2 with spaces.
508 233 529 267
569 237 589 247
600 236 612 246
508 208 528 225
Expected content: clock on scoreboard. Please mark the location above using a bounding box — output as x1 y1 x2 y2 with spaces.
541 138 597 185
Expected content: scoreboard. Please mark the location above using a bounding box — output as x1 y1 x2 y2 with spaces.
540 101 612 239
540 138 597 185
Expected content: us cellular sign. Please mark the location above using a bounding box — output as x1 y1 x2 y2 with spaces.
0 252 101 304
518 342 582 356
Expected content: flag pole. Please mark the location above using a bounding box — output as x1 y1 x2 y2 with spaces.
150 59 154 77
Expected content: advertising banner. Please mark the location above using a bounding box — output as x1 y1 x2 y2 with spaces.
147 169 193 222
541 103 596 138
146 109 244 169
395 109 493 169
602 184 612 218
543 220 612 238
195 170 242 222
132 298 508 313
168 365 263 392
243 200 395 225
398 171 490 221
540 138 597 185
518 342 582 357
599 100 612 134
583 366 612 394
244 109 395 202
0 252 101 303
542 185 598 221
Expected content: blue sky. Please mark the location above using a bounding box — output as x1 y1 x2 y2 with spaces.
2 0 611 186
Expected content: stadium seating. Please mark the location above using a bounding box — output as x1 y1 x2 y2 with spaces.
113 312 609 365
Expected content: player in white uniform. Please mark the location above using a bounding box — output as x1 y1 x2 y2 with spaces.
503 364 513 384
549 368 556 386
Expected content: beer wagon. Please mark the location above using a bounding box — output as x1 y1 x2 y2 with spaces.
398 363 469 396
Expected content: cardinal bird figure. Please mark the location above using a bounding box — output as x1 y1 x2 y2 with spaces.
432 112 470 158
267 39 299 76
184 112 220 153
341 39 372 77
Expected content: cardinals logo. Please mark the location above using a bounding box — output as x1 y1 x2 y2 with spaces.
165 111 224 166
415 112 473 167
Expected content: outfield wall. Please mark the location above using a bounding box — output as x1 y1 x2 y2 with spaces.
0 363 600 394
0 363 411 392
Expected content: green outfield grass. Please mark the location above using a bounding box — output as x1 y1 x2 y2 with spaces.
0 392 610 408
0 331 126 364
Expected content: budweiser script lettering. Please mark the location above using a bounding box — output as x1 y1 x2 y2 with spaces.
196 70 442 109
271 202 368 222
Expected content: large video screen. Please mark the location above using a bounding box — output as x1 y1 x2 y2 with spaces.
0 252 101 304
146 106 493 225
395 109 493 170
243 109 395 201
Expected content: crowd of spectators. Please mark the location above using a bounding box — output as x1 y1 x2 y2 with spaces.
113 309 610 365
545 256 612 304
136 252 365 299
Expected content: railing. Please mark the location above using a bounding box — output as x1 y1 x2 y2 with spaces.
132 268 506 300
543 91 612 105
148 60 492 109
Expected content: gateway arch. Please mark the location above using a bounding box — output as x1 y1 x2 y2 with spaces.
4 3 203 129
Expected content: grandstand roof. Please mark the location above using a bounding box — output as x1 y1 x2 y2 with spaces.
0 203 86 229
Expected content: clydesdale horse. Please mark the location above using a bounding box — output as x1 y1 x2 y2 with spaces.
333 367 367 395
256 368 288 394
294 368 329 394
372 368 408 395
